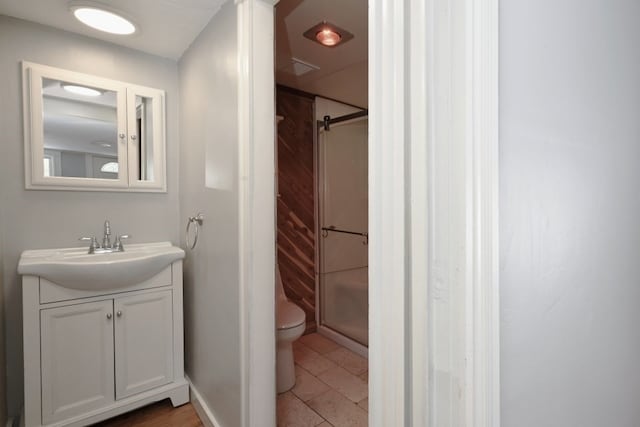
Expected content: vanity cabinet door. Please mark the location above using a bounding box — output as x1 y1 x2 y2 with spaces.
40 300 115 424
114 290 173 399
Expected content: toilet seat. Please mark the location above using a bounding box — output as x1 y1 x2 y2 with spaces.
275 265 306 393
277 300 305 330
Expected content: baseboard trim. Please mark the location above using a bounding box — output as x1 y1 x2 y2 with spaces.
186 376 224 427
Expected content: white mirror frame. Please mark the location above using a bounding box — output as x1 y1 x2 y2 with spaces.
126 84 166 191
22 61 167 192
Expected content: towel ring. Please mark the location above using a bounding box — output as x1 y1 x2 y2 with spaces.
186 213 204 250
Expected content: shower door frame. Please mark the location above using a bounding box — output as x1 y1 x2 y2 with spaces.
315 114 370 358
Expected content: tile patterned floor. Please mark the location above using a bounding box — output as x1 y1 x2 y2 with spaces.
277 333 368 427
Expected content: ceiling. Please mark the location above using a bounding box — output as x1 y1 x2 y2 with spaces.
0 0 226 59
275 0 368 108
0 0 368 106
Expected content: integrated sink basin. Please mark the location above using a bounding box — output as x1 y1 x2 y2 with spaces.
18 241 185 291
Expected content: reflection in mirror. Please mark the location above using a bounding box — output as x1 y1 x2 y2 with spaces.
136 95 154 181
42 78 118 179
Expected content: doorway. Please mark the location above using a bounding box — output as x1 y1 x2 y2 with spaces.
275 95 370 425
240 0 500 425
273 2 369 424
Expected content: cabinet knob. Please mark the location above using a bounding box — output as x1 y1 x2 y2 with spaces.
106 313 112 319
117 310 123 317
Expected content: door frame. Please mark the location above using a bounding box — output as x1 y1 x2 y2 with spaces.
367 0 500 426
238 0 500 426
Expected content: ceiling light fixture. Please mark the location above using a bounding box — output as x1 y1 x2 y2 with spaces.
92 141 113 148
303 21 354 48
316 29 341 47
70 2 136 35
62 84 102 97
100 162 119 173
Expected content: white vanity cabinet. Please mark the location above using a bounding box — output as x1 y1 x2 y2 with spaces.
22 259 188 427
40 300 116 424
114 290 174 400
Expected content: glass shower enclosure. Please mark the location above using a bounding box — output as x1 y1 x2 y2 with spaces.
317 113 368 349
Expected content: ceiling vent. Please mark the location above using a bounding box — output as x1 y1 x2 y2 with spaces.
279 57 320 77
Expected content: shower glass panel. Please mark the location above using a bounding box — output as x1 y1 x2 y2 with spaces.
319 116 368 346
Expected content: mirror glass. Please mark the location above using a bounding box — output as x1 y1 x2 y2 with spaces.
135 95 154 181
42 78 119 179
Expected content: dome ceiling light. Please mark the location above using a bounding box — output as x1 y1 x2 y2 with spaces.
303 21 354 48
100 162 119 173
69 2 137 35
92 141 114 148
62 84 102 97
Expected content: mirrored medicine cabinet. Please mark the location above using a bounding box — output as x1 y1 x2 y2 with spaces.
22 61 166 192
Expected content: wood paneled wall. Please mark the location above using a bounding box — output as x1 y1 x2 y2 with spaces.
276 87 316 333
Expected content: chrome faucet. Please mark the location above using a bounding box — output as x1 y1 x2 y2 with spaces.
79 220 130 254
78 236 99 254
102 220 111 249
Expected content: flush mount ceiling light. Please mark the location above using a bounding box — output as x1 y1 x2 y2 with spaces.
303 21 354 48
62 84 102 97
69 2 136 35
316 29 341 46
92 141 113 148
100 162 119 173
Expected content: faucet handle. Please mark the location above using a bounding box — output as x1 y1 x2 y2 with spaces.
114 234 130 251
79 236 98 254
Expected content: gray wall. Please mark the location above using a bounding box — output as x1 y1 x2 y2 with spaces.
60 151 87 178
500 0 640 425
178 2 242 426
0 16 180 417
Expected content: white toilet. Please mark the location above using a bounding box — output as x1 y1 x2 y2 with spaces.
276 266 306 393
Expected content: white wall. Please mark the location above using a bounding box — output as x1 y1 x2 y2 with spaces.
305 61 368 109
0 217 5 426
500 1 640 425
315 97 363 121
0 16 180 418
178 2 242 426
